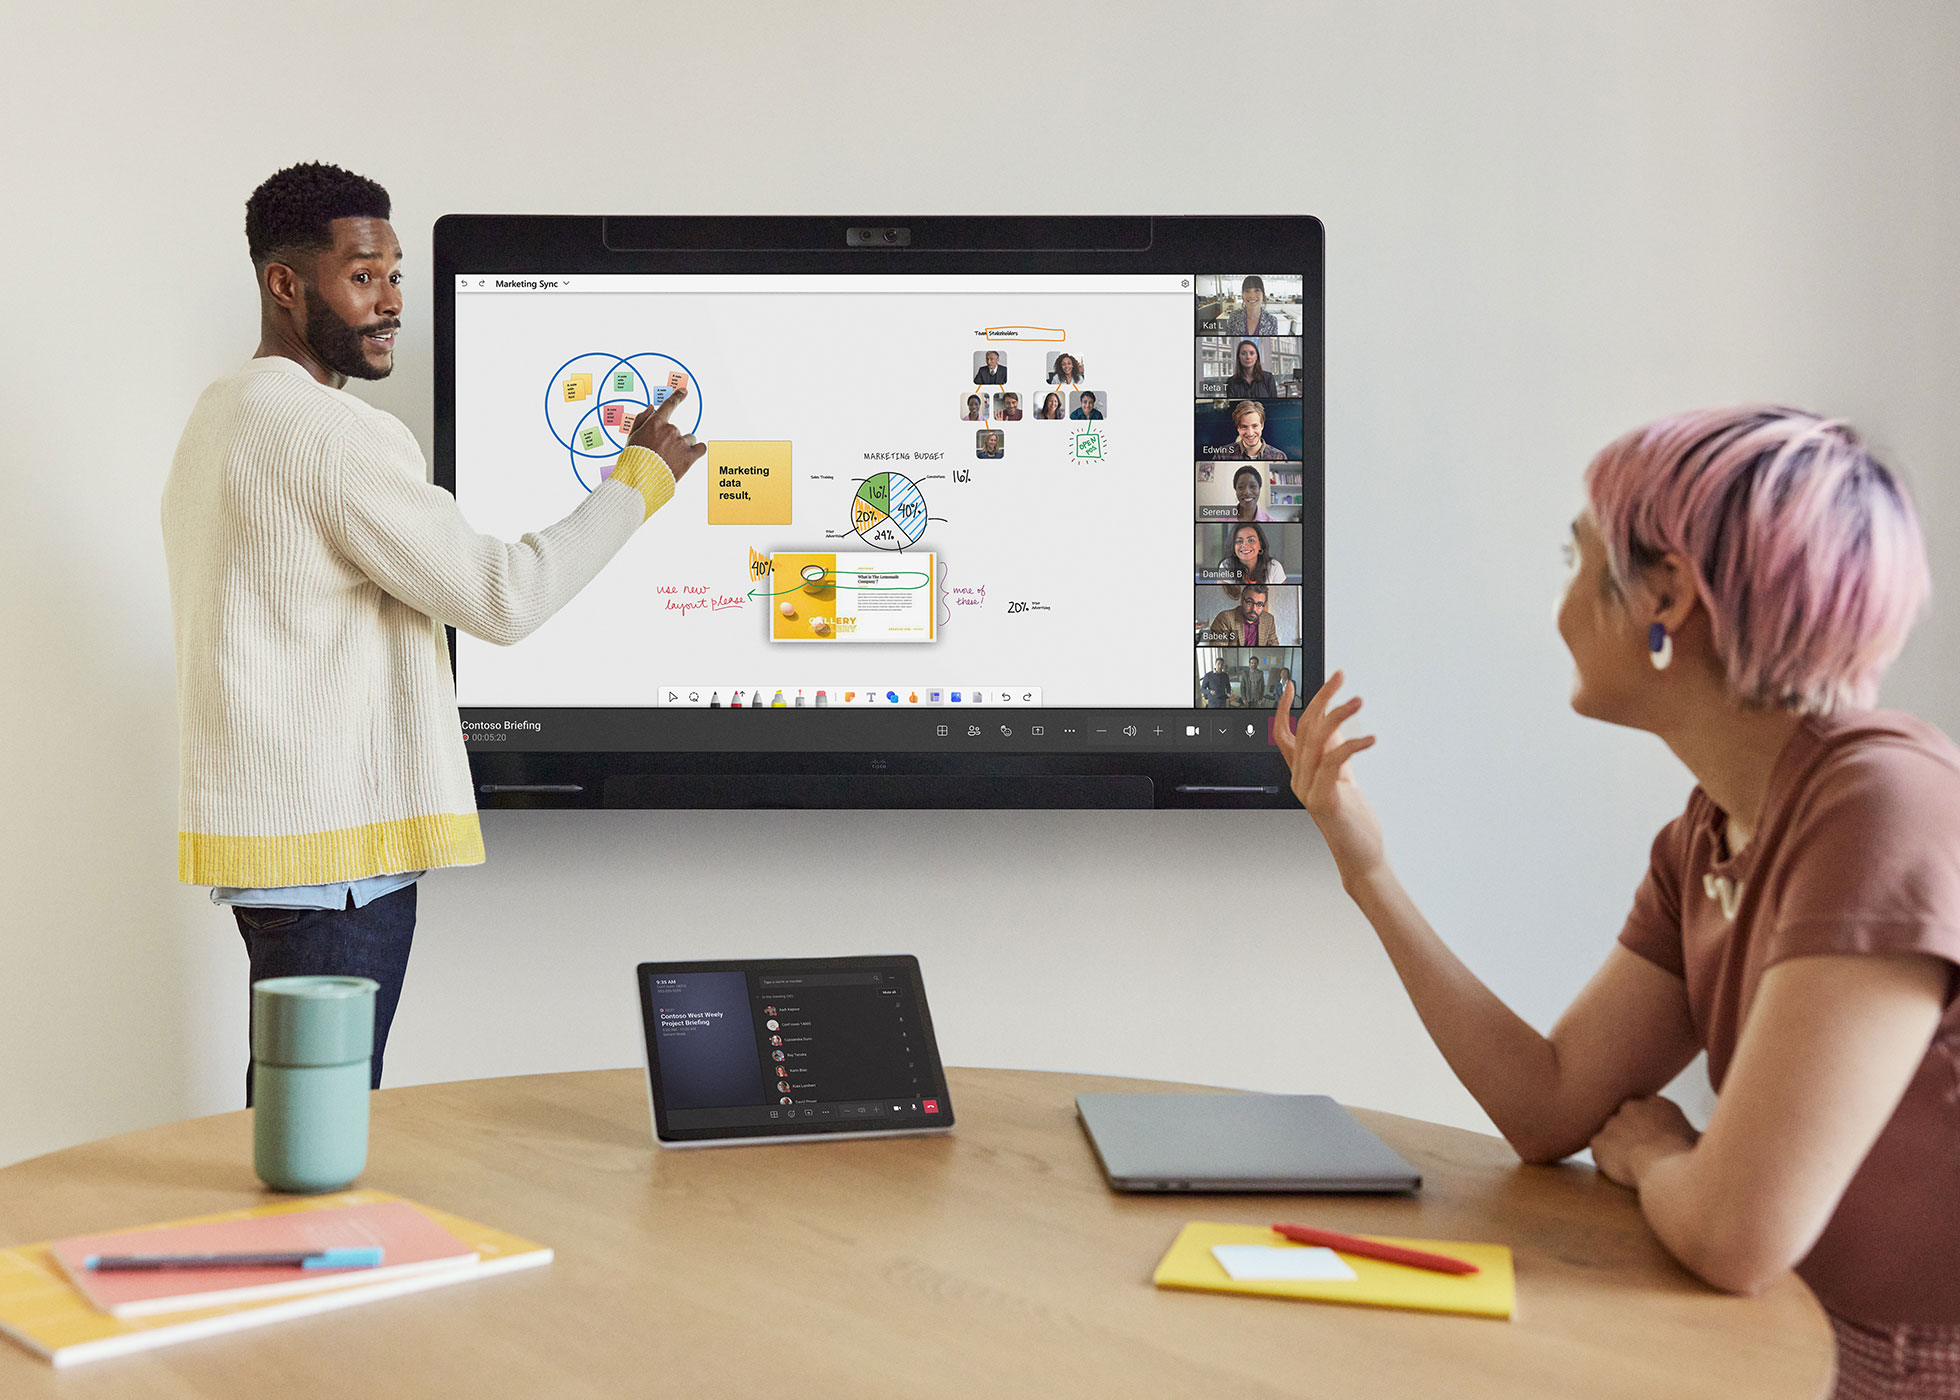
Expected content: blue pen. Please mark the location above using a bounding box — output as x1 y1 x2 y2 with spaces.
83 1248 384 1272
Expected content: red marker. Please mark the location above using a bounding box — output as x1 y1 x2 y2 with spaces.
1271 1224 1480 1276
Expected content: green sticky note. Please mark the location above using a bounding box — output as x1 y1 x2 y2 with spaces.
579 426 603 451
613 370 635 393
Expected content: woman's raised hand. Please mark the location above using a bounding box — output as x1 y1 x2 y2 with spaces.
1273 671 1385 881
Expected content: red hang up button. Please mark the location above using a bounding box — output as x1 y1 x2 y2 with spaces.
922 1099 940 1114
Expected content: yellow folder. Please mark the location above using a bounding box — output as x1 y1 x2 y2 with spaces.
1153 1221 1514 1320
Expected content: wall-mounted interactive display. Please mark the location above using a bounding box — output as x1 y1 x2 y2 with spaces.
436 216 1322 808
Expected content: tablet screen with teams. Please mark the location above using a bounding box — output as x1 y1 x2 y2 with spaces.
637 956 953 1145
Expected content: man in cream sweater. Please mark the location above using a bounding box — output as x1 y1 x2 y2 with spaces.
162 163 703 1095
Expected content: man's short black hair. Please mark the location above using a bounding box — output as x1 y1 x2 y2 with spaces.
245 162 391 267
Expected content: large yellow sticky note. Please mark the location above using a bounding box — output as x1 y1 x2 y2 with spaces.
562 374 593 402
706 441 792 524
1153 1222 1515 1319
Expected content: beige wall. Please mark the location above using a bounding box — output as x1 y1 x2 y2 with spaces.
2 1 1956 1166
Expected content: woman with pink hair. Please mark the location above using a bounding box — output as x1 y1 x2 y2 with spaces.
1278 406 1958 1398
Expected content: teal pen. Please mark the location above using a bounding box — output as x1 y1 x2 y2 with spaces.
83 1247 384 1272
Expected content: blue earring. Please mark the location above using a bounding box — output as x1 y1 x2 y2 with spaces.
1648 623 1672 671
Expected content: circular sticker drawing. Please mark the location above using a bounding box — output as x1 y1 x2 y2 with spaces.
543 352 703 492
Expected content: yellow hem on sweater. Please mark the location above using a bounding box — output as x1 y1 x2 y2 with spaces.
179 812 486 887
608 445 678 520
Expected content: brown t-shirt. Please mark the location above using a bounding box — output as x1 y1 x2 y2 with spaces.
1619 710 1960 1326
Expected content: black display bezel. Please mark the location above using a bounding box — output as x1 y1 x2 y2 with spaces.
637 954 953 1144
435 215 1324 810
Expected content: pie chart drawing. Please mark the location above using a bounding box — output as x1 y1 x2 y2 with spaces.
853 473 928 550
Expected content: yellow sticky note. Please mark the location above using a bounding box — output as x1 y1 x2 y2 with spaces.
706 441 793 525
1153 1222 1514 1320
562 374 593 402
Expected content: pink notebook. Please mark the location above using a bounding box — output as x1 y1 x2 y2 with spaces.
51 1200 477 1317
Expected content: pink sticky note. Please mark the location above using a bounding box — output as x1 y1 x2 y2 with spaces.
666 371 687 392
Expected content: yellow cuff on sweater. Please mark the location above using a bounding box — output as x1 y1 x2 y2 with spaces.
609 446 678 521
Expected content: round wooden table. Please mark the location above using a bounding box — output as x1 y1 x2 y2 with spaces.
0 1068 1832 1398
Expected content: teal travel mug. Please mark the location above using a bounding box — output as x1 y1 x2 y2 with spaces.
251 976 377 1193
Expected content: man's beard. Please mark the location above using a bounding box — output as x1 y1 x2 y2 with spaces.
305 292 396 381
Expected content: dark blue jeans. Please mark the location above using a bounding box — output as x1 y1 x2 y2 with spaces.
234 883 416 1104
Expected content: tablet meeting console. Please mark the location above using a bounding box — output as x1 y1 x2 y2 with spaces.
437 215 1323 810
638 956 953 1147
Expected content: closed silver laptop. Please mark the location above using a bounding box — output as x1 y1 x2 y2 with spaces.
1075 1093 1421 1193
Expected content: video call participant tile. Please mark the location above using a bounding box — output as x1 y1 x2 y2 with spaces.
1043 351 1088 388
975 428 1006 459
1193 273 1308 336
1194 461 1303 524
1195 646 1304 709
1194 582 1303 647
1068 389 1106 420
1196 335 1305 399
959 390 990 422
972 349 1009 385
993 391 1025 421
1195 397 1303 463
1195 520 1303 586
1029 389 1069 420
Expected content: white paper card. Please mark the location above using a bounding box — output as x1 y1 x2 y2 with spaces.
1210 1244 1359 1282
